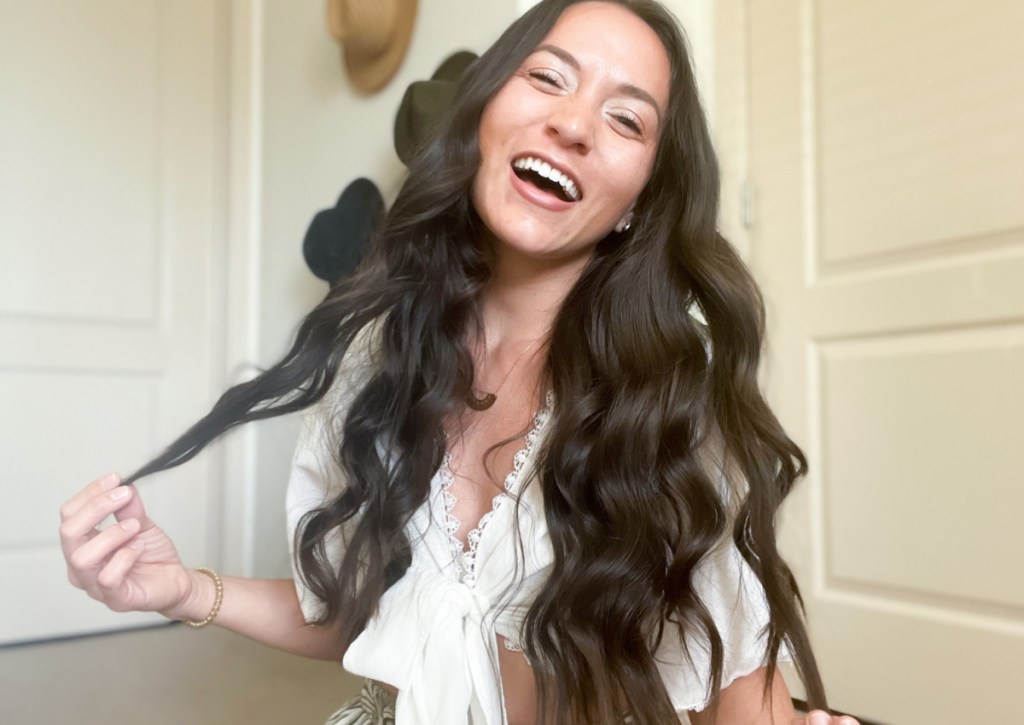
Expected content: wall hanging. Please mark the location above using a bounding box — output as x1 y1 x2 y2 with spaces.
328 0 419 93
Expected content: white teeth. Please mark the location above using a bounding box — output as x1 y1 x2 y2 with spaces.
512 156 581 201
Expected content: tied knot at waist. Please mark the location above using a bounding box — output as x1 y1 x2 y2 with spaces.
436 580 491 618
343 567 508 724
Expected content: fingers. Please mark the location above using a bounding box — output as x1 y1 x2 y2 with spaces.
60 474 140 591
60 471 120 521
60 472 175 615
60 479 136 551
68 517 140 571
111 484 149 527
96 538 146 598
794 711 860 725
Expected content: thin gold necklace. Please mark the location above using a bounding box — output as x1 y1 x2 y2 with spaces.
467 328 551 411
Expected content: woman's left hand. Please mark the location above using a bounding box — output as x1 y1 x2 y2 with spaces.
792 711 860 725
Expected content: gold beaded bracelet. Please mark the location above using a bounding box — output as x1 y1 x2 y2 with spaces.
183 566 223 629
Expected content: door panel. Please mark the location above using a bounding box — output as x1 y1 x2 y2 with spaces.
719 1 1024 721
0 0 225 644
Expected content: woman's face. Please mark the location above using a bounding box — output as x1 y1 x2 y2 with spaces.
472 1 671 271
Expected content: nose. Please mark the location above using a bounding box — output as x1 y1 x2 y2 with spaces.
545 97 593 153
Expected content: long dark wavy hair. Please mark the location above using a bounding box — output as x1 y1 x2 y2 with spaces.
125 0 827 721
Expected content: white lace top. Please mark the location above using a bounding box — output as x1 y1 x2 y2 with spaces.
286 321 788 724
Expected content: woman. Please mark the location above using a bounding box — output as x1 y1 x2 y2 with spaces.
59 1 860 723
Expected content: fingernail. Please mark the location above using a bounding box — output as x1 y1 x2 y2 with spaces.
809 713 832 725
110 486 131 501
120 518 139 533
101 472 121 488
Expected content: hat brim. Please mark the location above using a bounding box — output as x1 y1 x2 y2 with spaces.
431 50 478 82
344 0 419 94
394 80 458 164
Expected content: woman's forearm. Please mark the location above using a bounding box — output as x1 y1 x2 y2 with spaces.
161 572 346 662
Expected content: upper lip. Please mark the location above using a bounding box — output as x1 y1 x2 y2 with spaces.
511 151 583 200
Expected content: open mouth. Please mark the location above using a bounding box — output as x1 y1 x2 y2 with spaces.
511 156 582 203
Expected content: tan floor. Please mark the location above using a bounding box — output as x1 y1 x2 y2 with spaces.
0 622 363 725
0 625 825 724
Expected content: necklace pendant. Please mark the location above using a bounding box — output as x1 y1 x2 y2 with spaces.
467 392 497 411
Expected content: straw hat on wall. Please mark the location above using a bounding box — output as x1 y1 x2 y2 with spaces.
327 0 419 93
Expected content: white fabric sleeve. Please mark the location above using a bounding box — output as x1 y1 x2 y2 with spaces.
655 438 795 712
655 534 794 713
284 319 382 623
285 397 346 622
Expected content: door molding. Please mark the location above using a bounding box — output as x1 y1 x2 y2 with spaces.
216 0 264 577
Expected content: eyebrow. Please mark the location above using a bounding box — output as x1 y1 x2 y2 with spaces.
534 44 664 124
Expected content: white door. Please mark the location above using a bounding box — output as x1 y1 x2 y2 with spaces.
714 1 1024 721
0 0 226 644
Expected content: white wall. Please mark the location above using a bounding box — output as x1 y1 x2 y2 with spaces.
661 0 714 128
249 0 519 576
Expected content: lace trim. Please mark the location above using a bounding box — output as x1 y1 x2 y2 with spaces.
441 391 554 587
438 454 464 568
503 636 531 665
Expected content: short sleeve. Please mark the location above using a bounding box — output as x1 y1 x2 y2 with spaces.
654 536 793 713
285 318 382 622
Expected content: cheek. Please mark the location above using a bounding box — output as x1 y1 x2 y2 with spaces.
476 118 495 163
472 104 504 215
599 151 656 211
475 106 512 182
477 85 516 150
478 78 544 150
470 151 504 225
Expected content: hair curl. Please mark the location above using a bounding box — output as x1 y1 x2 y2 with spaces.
125 1 827 721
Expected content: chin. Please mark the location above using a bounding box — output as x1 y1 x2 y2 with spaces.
504 238 597 270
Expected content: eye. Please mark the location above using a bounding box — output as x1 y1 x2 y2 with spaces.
612 112 643 135
527 69 563 88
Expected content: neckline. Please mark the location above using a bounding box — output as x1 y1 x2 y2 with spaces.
438 390 554 587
